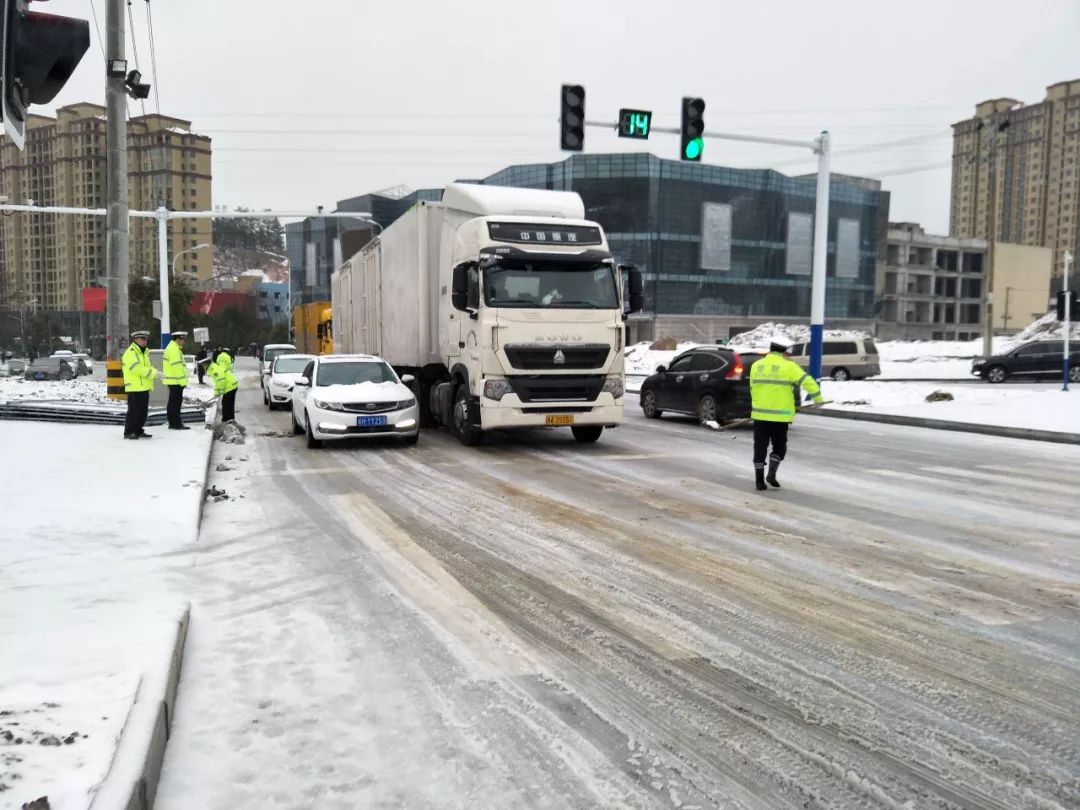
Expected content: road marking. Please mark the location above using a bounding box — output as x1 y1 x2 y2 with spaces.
333 493 540 679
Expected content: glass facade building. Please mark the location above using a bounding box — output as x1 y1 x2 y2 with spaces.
479 154 890 322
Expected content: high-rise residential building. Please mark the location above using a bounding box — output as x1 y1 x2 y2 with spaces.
0 103 213 315
951 79 1080 286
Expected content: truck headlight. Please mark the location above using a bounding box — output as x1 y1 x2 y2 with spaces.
602 375 624 399
483 379 513 401
312 398 343 411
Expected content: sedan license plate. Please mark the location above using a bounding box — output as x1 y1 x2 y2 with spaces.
545 415 575 426
357 415 387 427
35 373 45 380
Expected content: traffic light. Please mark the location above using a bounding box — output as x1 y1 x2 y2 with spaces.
680 97 705 161
1056 290 1078 321
2 0 90 149
560 84 585 152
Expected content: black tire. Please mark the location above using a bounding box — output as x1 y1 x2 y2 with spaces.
291 409 303 435
263 387 269 406
305 413 322 448
987 365 1008 384
697 393 719 425
401 431 420 446
831 367 851 381
452 384 483 446
641 388 662 419
571 426 603 443
1069 365 1080 384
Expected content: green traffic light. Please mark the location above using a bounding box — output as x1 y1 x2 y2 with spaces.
684 137 704 160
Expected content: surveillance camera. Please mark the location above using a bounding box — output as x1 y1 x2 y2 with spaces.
0 195 8 204
317 205 324 214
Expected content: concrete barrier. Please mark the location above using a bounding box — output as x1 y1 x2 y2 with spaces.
806 407 1080 446
106 360 125 400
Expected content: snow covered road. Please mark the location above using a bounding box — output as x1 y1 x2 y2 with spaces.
157 380 1080 809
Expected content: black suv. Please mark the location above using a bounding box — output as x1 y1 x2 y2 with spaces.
639 346 755 425
972 340 1080 383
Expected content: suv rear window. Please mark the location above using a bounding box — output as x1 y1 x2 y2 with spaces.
862 339 877 355
690 352 727 371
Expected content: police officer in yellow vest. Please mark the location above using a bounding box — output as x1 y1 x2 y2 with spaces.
163 331 190 430
749 336 824 491
122 330 159 440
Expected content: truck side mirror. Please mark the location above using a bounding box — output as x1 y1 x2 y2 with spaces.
626 267 645 314
316 324 324 338
451 263 471 312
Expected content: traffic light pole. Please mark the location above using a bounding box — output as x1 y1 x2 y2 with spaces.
104 0 128 360
586 120 830 379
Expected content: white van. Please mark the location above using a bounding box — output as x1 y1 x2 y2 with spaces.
788 337 880 380
260 343 297 380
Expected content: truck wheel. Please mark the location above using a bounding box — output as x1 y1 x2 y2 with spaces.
571 426 603 443
453 385 483 446
291 409 303 435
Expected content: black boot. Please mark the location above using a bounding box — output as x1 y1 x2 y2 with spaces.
766 455 782 488
755 467 767 491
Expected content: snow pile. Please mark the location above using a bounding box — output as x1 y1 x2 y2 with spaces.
0 375 215 406
1011 311 1080 343
0 421 212 809
822 380 1079 433
726 322 869 351
624 341 708 377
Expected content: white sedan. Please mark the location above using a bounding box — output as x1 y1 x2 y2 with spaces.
263 353 315 410
290 354 420 448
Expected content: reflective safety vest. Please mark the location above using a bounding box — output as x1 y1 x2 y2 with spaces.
749 351 823 423
162 340 187 387
121 342 158 393
207 352 239 395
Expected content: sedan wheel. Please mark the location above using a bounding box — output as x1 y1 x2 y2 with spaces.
641 389 662 419
697 393 718 425
987 365 1008 384
1070 365 1080 383
291 409 303 435
305 414 322 448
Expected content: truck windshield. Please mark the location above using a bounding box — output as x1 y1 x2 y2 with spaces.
484 262 618 309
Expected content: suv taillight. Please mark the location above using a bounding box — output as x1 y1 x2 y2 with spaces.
726 353 745 380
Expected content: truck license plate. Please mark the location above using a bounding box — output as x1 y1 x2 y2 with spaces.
545 415 574 426
358 415 387 427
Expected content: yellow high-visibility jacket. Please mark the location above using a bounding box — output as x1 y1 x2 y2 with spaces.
121 342 158 393
207 352 239 395
749 351 823 423
162 340 187 387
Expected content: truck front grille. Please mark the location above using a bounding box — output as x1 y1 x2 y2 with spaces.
508 375 605 403
504 344 610 370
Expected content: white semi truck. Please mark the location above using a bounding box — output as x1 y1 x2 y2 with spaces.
331 183 643 445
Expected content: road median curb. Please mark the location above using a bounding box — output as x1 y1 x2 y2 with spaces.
806 407 1080 445
89 605 191 810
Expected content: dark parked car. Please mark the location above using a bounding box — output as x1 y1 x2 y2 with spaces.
639 346 753 425
972 340 1080 383
24 357 74 381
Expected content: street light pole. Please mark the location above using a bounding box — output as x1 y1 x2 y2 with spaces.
159 238 209 348
1064 250 1073 392
105 0 128 360
808 131 831 382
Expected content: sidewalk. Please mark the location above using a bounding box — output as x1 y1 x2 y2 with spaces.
0 421 213 810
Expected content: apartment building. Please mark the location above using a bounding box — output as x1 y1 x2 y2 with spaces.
0 103 212 314
877 222 1052 340
951 79 1080 286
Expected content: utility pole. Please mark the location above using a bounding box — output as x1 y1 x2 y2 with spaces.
104 0 128 360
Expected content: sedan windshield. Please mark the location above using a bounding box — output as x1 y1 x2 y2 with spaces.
484 261 618 309
316 361 397 386
274 357 311 374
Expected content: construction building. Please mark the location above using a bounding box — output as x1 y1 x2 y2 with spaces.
0 103 213 321
951 79 1080 289
876 222 1052 341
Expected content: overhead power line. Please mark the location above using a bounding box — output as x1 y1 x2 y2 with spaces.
144 0 162 117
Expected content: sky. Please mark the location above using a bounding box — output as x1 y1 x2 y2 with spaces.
34 0 1080 233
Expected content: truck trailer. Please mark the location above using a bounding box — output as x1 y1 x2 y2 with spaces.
331 183 643 445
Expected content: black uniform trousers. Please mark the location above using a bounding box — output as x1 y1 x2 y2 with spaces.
124 390 150 436
752 420 789 468
221 389 236 422
167 385 185 427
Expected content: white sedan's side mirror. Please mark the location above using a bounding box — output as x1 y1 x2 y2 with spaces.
400 374 416 385
295 376 310 387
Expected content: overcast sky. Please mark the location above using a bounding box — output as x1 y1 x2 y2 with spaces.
37 0 1080 232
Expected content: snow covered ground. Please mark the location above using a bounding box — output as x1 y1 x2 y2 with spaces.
0 421 213 810
821 380 1080 433
0 374 215 405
